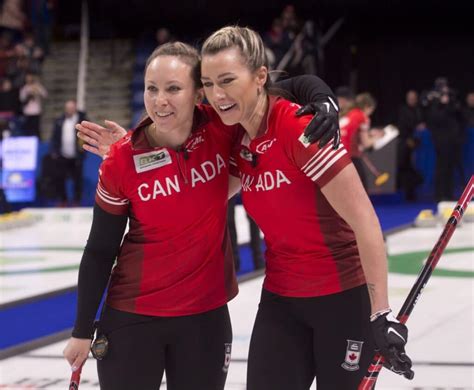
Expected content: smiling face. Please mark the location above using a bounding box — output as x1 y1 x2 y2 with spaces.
143 55 200 137
201 47 267 127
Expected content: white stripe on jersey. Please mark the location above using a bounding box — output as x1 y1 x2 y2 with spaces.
97 183 125 201
229 157 237 167
96 184 129 206
301 149 331 172
308 148 347 182
96 189 129 206
302 143 343 176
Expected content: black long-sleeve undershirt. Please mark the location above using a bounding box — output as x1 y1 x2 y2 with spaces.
72 75 334 339
275 75 336 106
72 204 127 338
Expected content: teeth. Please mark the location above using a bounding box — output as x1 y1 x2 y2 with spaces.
218 103 236 111
156 112 173 117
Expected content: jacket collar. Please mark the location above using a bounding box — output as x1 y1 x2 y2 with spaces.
130 106 210 150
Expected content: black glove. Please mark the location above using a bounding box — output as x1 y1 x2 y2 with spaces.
371 310 414 380
295 96 340 149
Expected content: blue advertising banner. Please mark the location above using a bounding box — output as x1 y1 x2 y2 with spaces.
1 136 39 202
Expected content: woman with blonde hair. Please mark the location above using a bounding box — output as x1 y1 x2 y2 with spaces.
200 26 412 389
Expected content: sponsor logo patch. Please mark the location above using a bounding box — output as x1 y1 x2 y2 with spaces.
298 133 311 148
341 339 364 371
133 149 172 173
185 130 206 151
255 138 277 154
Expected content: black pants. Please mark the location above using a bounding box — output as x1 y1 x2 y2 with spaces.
247 285 375 390
397 139 423 201
57 156 83 202
97 304 232 390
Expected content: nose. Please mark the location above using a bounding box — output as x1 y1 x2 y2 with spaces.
212 85 227 101
155 90 168 106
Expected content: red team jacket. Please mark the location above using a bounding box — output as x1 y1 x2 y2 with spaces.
230 97 366 297
339 107 369 158
95 105 238 316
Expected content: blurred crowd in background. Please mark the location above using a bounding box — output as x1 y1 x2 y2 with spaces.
0 0 473 220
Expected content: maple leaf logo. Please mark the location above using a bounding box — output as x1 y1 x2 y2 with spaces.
349 353 357 361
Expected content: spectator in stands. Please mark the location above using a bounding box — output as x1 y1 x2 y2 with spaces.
19 72 47 137
422 77 462 201
397 90 425 201
280 4 300 37
50 99 86 206
335 85 355 116
227 195 264 273
263 18 292 69
0 0 26 43
28 0 55 55
0 77 19 132
451 91 472 189
460 92 474 184
7 53 29 88
0 77 20 116
462 91 474 129
0 31 15 77
15 32 44 73
155 27 173 46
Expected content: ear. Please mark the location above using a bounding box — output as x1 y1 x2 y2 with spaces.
195 88 204 105
255 66 268 89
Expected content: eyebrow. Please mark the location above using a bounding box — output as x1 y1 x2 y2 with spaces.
145 80 183 85
201 72 235 80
